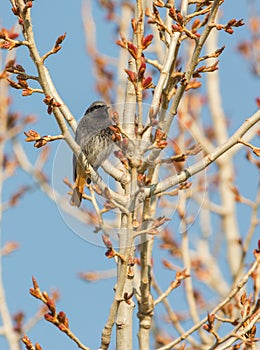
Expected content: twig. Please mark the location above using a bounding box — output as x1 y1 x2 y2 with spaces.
102 160 131 187
100 244 134 349
145 57 162 71
156 252 260 350
186 4 212 20
152 276 199 348
29 277 90 350
11 0 77 132
234 182 260 284
179 192 209 344
12 140 102 226
144 109 260 197
141 0 222 173
0 51 21 350
24 131 64 148
209 302 260 349
154 270 190 306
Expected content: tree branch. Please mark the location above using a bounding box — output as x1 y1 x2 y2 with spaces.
156 250 260 350
145 109 260 198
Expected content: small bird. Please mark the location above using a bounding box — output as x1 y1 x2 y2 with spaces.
70 101 114 207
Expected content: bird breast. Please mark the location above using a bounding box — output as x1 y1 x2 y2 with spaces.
82 127 114 169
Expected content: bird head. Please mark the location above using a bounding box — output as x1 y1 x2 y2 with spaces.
85 101 109 116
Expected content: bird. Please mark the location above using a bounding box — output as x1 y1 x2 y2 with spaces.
70 101 114 207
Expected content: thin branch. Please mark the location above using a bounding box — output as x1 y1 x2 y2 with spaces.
209 302 260 349
156 252 260 350
234 181 260 283
0 51 21 350
154 271 189 306
141 0 222 173
100 244 134 349
29 277 90 350
152 276 199 348
206 21 241 278
148 1 189 123
144 109 260 197
11 0 77 132
145 57 162 71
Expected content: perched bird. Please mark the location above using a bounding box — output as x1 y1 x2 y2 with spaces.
70 101 114 207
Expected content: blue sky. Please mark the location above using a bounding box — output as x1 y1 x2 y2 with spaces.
1 1 260 349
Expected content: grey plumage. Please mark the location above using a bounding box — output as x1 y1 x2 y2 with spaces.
71 101 114 207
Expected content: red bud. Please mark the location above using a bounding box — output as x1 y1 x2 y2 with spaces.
124 69 137 82
225 27 234 34
44 313 55 323
138 56 146 78
102 235 113 249
142 76 153 89
127 42 138 59
142 34 153 49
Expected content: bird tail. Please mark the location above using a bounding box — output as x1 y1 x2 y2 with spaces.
70 187 82 207
70 174 86 207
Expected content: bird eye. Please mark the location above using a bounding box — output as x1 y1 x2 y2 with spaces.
85 103 106 114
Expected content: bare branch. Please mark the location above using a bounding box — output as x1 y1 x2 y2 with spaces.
145 109 260 197
156 251 260 350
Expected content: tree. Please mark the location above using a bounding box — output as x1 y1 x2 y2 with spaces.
0 1 259 349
